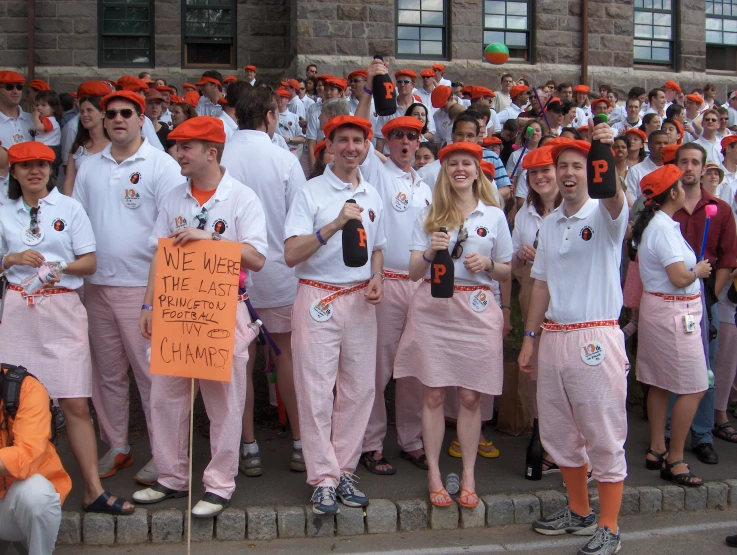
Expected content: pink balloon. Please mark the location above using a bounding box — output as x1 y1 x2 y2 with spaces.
705 204 718 218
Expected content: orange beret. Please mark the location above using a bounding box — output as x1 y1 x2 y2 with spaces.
77 81 112 98
544 137 573 148
460 85 474 96
116 75 148 92
573 85 590 94
395 70 417 81
480 161 495 180
381 116 424 138
577 125 590 133
196 76 222 87
223 76 237 84
315 74 335 83
347 70 368 81
591 97 610 109
550 139 591 161
522 145 555 170
144 89 164 102
170 95 183 103
438 142 483 163
625 128 647 143
287 79 301 90
640 164 683 198
183 91 200 107
510 85 529 99
722 135 737 153
100 90 146 113
314 140 327 158
29 79 50 91
431 85 452 108
322 115 373 141
471 86 495 100
326 77 348 90
420 69 435 78
169 116 226 144
661 144 679 164
685 93 704 105
7 142 56 165
432 64 445 72
183 83 197 91
482 136 502 147
243 65 257 72
275 88 290 99
154 85 175 94
0 71 24 84
70 92 78 99
664 80 682 94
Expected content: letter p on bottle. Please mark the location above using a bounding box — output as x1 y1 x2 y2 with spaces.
592 160 607 184
433 264 446 283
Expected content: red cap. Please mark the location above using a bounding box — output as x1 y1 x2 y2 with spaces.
196 76 222 87
573 85 590 94
625 128 647 143
144 89 164 102
29 79 50 91
576 125 590 133
420 69 435 78
170 95 183 103
169 116 226 144
183 83 197 91
550 139 591 161
70 92 78 99
223 76 237 84
721 135 737 153
326 77 348 90
395 69 417 81
480 161 495 180
432 64 445 72
347 70 368 81
77 81 112 98
7 142 56 165
0 71 24 84
664 80 682 93
314 140 327 158
322 115 373 141
640 165 683 198
315 74 335 83
482 136 502 147
460 85 474 96
154 85 175 94
685 93 704 105
243 65 257 72
591 97 610 109
100 90 146 113
510 85 529 99
471 86 495 100
287 79 301 90
438 142 483 163
431 85 452 108
661 144 679 163
275 88 290 99
522 145 555 170
381 116 424 138
116 75 149 92
183 91 200 107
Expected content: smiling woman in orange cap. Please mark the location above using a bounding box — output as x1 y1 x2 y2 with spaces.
632 164 712 490
0 141 138 517
393 140 512 510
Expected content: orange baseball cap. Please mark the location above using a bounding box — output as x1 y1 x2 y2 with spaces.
169 116 226 144
510 85 529 99
471 86 495 100
591 97 610 109
522 145 555 170
196 76 222 87
550 139 591 161
721 135 737 153
29 79 50 91
482 136 502 147
326 77 348 90
0 71 24 84
640 165 683 198
7 142 56 165
480 161 495 180
154 85 175 94
100 90 146 113
183 83 197 91
438 142 483 163
116 75 149 92
77 81 112 98
381 116 424 138
322 115 373 141
183 91 200 107
420 69 435 78
395 70 417 81
287 79 301 90
431 85 452 108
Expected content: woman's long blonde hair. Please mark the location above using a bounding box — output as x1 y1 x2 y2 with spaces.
424 156 501 234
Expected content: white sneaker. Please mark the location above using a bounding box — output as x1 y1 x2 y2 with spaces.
134 458 158 486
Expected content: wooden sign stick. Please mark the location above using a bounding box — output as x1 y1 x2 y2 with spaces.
187 377 195 555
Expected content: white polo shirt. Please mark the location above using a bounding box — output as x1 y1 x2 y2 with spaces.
694 136 724 165
492 92 512 113
512 201 544 256
374 104 409 141
719 176 737 226
277 110 305 158
301 95 315 112
409 201 512 287
285 164 386 284
305 101 323 141
222 130 306 307
219 111 238 142
497 103 523 125
0 107 34 149
531 198 628 323
72 138 182 286
432 109 453 146
0 188 95 290
625 157 660 203
272 132 290 152
287 96 306 120
360 145 432 271
36 117 61 146
0 174 7 204
149 169 268 288
196 96 223 117
638 210 699 295
160 109 173 129
612 119 642 137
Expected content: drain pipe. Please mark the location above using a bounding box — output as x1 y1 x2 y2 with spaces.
581 0 588 85
27 0 36 80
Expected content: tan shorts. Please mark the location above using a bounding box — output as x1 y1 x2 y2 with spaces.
254 304 293 334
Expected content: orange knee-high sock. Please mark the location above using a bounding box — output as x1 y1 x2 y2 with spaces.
560 465 590 516
597 481 624 533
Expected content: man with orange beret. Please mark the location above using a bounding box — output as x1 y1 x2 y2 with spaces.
497 84 529 125
134 116 267 518
415 69 437 116
244 65 257 86
432 63 451 87
430 84 456 147
276 88 307 159
195 71 225 117
626 130 669 203
663 80 682 110
0 71 34 151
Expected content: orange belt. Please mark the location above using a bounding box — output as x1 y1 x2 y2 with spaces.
541 319 619 331
299 279 369 303
422 279 491 292
8 283 74 306
648 292 700 302
384 270 410 280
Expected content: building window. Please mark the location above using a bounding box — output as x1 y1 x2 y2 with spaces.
396 0 449 59
706 0 737 71
182 0 236 68
98 0 154 67
633 0 674 65
483 1 532 62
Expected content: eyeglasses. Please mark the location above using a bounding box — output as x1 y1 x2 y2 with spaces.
105 109 137 120
3 84 23 91
396 80 413 85
720 117 729 121
451 227 468 260
389 130 420 141
349 78 366 84
29 207 39 234
194 207 208 230
704 118 718 123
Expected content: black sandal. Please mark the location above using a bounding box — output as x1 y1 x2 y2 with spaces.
714 422 737 443
83 491 135 515
400 450 429 470
360 451 397 475
645 448 668 470
660 459 703 487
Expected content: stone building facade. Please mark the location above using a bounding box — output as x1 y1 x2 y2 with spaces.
1 0 735 97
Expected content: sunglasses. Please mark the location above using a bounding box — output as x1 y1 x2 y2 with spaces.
390 130 420 141
349 78 365 84
29 207 39 234
194 207 208 230
4 84 23 91
104 109 137 120
396 80 413 85
704 118 718 123
451 227 468 260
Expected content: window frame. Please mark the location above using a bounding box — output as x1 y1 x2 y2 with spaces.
97 0 155 69
395 0 451 61
482 0 535 64
633 0 676 68
181 0 237 69
705 0 737 72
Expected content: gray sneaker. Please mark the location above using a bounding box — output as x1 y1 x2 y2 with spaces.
532 507 597 536
577 526 621 554
336 472 369 507
311 486 339 515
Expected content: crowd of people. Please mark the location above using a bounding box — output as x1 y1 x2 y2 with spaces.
0 59 736 555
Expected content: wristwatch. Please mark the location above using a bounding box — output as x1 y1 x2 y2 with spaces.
523 331 538 338
212 232 222 241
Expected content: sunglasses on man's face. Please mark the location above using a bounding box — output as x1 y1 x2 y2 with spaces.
396 80 413 86
390 130 420 141
105 109 137 120
3 84 23 91
703 118 718 123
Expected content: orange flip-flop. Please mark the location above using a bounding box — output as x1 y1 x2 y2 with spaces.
430 488 453 507
457 488 479 509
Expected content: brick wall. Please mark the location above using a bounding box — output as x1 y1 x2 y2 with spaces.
534 0 583 65
678 0 706 72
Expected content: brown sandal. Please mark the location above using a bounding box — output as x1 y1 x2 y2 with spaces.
360 451 396 475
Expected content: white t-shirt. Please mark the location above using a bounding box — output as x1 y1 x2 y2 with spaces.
62 114 164 163
639 211 699 295
497 103 523 125
432 109 453 147
219 112 238 142
284 164 386 284
512 201 544 257
612 119 642 137
287 96 306 120
196 96 223 117
531 198 628 323
72 139 182 286
222 130 306 307
694 135 725 165
0 188 95 290
625 157 660 203
305 101 323 141
35 117 60 147
409 201 513 287
0 107 34 149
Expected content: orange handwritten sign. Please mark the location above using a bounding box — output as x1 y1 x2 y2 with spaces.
149 238 241 382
